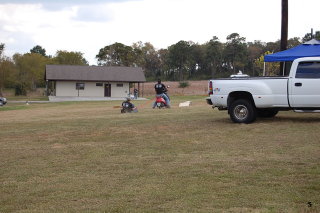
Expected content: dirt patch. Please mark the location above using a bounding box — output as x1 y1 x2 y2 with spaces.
140 80 209 96
52 143 66 149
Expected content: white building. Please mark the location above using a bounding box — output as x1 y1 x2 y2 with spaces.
45 65 146 99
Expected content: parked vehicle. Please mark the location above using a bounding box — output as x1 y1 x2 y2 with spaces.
207 57 320 123
0 97 7 106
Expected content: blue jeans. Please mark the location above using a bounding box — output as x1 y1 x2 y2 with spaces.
153 93 170 108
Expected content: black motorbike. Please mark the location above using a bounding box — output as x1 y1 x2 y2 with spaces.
121 101 138 113
0 97 7 106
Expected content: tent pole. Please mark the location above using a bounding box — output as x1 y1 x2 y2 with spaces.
282 62 285 76
263 62 266 76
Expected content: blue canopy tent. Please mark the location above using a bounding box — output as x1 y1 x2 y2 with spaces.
263 39 320 75
264 39 320 62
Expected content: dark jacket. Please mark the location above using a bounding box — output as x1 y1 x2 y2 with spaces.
154 83 167 95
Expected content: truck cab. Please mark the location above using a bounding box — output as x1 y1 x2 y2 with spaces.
288 58 320 108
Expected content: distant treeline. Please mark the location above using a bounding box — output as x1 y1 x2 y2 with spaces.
0 32 319 96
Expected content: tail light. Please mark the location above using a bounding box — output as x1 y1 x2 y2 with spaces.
208 81 213 95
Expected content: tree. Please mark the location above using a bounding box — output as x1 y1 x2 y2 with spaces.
167 40 193 81
30 45 47 57
264 41 280 53
254 51 280 76
247 40 265 76
302 31 320 42
13 53 50 94
247 41 265 60
131 41 146 67
287 37 301 48
157 48 169 79
132 41 165 80
205 36 223 77
0 43 4 56
0 58 17 89
0 43 6 96
0 44 16 96
53 50 88 65
96 42 137 66
224 33 248 73
188 43 206 79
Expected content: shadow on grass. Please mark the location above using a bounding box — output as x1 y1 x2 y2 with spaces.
208 114 320 124
268 116 320 123
255 114 320 124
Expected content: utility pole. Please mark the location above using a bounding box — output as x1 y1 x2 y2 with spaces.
280 0 288 75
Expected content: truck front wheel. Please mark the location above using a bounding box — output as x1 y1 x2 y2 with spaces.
229 99 257 123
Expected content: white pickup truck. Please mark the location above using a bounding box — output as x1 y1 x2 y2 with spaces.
207 57 320 123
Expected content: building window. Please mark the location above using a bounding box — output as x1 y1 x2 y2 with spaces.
117 83 123 87
96 83 103 86
76 82 85 90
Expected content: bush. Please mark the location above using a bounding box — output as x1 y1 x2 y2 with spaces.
178 81 190 88
15 83 27 96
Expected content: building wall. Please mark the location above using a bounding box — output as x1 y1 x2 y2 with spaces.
111 82 130 97
55 81 130 97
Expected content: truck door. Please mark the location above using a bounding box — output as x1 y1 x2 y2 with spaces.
289 61 320 107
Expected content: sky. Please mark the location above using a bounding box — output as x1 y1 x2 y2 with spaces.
0 0 319 65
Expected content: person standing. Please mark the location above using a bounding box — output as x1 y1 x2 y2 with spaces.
134 88 138 99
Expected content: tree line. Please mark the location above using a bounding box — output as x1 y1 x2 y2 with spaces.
0 31 319 96
0 46 88 96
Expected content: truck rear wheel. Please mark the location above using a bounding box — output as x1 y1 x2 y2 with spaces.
229 99 257 123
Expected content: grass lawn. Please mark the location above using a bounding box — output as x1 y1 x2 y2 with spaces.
0 96 319 212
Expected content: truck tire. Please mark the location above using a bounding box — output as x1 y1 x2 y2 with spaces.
229 99 257 123
257 109 279 118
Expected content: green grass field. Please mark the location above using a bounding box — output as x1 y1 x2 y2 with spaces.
0 96 319 212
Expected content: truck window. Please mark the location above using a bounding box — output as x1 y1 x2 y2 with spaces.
296 62 320 78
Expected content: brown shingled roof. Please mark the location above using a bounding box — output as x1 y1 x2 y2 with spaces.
45 65 146 82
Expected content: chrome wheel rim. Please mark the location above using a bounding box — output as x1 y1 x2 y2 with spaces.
234 105 248 120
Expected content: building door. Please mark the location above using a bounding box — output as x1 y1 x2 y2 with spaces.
104 83 111 97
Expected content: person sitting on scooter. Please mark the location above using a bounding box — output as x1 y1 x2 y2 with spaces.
153 79 170 108
121 97 138 113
